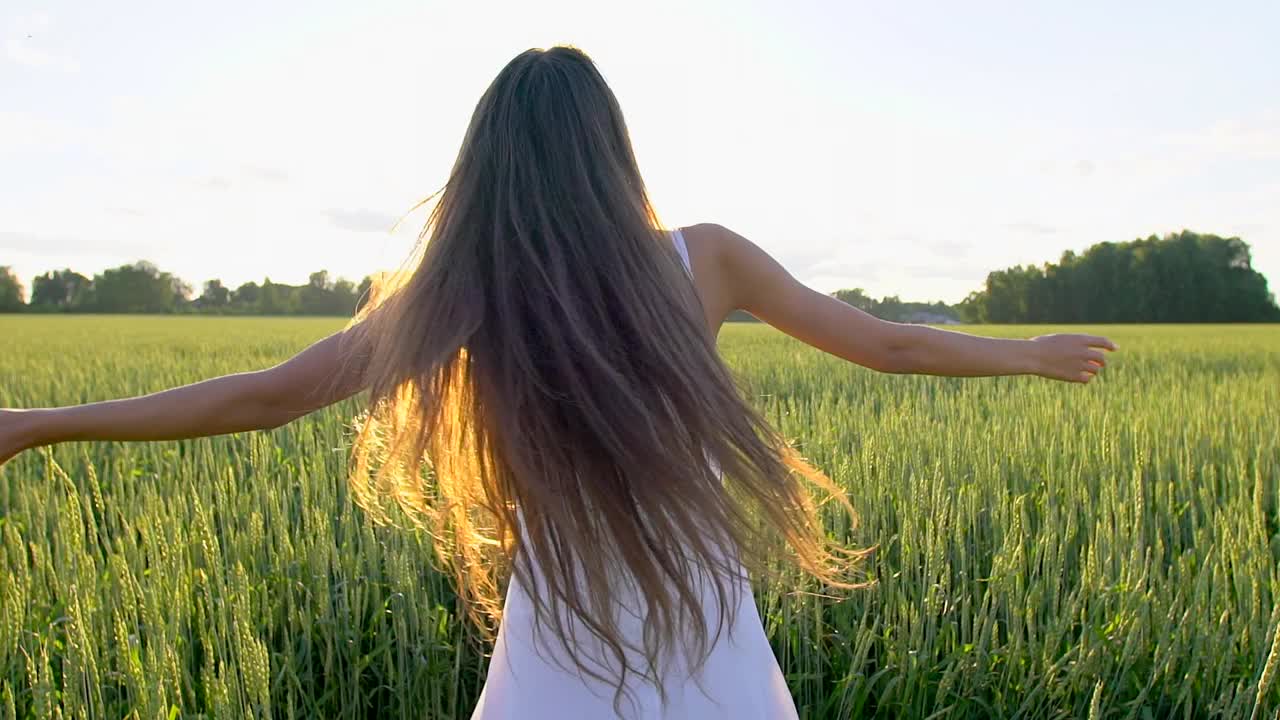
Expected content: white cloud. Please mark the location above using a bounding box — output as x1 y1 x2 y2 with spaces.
1005 221 1058 235
0 110 73 154
5 39 79 72
193 177 233 192
323 208 401 234
1156 111 1280 160
0 230 153 257
4 13 78 72
242 165 289 183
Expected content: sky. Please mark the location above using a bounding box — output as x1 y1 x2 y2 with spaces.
2 0 1278 304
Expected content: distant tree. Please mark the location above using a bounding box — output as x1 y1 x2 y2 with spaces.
332 277 358 315
299 270 350 315
832 288 876 313
31 269 92 311
259 278 281 314
199 279 231 309
170 275 193 307
89 261 187 313
829 287 961 323
0 266 25 312
232 281 260 310
956 290 987 323
258 277 298 315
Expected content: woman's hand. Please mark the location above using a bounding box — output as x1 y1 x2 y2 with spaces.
0 409 38 468
1029 333 1118 383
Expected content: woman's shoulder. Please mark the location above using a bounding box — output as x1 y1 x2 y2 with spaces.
676 222 730 241
677 222 763 272
669 223 744 327
671 222 803 330
674 223 735 263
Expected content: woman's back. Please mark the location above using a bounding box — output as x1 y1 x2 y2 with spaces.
469 229 800 720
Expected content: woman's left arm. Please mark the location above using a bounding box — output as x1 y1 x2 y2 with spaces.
2 324 371 464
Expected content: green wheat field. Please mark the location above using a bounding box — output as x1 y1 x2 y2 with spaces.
1 316 1278 719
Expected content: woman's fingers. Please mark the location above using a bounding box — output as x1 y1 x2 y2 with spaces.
1075 355 1102 383
1085 335 1119 351
1030 333 1118 383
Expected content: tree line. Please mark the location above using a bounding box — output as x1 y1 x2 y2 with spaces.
956 230 1279 323
1 230 1276 321
0 263 373 316
828 289 960 324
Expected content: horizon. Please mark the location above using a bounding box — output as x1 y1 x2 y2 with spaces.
3 1 1278 305
3 226 1269 309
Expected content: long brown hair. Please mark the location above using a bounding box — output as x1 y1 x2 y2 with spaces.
339 45 868 716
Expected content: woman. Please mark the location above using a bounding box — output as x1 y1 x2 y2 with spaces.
0 46 1115 719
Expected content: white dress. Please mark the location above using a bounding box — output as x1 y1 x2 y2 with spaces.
470 229 800 720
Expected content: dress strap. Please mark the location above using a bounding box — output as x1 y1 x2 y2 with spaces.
671 228 693 279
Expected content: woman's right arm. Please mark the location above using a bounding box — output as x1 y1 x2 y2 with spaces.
0 319 373 468
711 223 1117 383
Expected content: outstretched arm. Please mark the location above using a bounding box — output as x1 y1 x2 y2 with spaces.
1 323 371 466
713 224 1117 381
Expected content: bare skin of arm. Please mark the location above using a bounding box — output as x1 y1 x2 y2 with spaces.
0 325 371 465
678 222 1117 381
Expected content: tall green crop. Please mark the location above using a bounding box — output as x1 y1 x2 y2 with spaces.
1 316 1277 718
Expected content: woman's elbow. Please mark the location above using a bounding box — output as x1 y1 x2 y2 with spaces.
867 325 923 374
871 347 915 374
245 372 310 430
